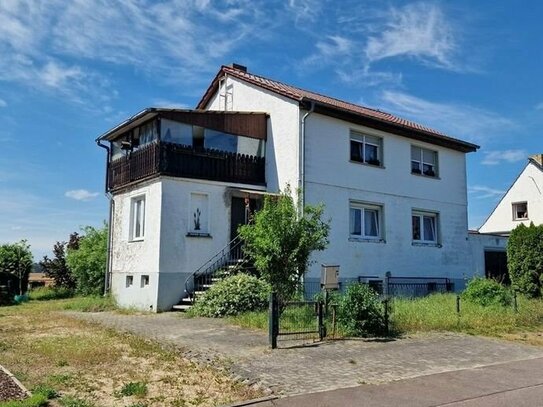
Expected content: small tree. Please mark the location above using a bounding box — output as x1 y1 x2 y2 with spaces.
66 225 108 295
0 240 33 295
238 187 330 302
40 241 77 290
507 223 543 297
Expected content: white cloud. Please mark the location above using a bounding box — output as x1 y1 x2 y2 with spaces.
377 91 515 142
287 0 323 25
65 189 100 201
365 2 457 69
468 185 506 200
152 99 190 109
481 150 527 166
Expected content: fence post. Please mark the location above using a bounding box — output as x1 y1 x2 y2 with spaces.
384 271 391 298
269 292 279 349
456 295 461 315
514 291 518 313
384 298 389 337
318 300 325 341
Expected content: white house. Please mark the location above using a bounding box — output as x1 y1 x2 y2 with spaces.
479 154 543 235
467 154 543 283
97 64 480 311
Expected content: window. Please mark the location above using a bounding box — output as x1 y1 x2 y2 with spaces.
411 146 438 177
160 119 192 146
412 211 438 244
130 196 145 240
349 202 382 239
141 275 150 288
126 275 133 288
350 132 382 166
512 202 528 220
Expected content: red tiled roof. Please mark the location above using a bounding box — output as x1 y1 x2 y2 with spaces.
197 65 479 152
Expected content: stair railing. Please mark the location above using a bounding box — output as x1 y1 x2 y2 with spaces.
183 234 246 303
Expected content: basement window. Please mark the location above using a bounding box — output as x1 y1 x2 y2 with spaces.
512 202 528 220
141 275 149 288
126 275 133 288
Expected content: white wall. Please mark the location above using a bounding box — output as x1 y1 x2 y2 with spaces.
479 161 543 234
303 113 472 285
205 76 300 193
110 180 162 311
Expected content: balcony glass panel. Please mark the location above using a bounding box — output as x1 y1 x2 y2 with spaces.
161 119 192 146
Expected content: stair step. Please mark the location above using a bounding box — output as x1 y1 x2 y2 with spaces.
201 284 212 288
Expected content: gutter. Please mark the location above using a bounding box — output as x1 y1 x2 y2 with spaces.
299 101 315 215
96 140 114 295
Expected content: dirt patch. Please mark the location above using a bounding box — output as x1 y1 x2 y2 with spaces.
0 300 262 406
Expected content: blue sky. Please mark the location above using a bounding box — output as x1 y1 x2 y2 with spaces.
0 0 541 260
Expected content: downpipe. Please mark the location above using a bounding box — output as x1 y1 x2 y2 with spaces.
97 140 114 295
299 101 315 216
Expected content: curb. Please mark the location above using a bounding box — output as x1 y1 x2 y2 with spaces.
0 364 31 397
220 395 278 407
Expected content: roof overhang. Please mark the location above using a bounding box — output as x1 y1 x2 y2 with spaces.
96 108 268 142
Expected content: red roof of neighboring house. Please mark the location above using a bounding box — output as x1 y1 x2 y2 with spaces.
197 65 479 153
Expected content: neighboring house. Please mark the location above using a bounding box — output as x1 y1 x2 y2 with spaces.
28 272 54 289
479 154 543 235
97 64 479 311
468 154 543 283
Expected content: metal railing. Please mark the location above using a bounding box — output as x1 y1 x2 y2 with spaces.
183 235 246 303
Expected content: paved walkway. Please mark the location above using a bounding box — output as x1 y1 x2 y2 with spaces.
254 357 543 406
71 312 543 396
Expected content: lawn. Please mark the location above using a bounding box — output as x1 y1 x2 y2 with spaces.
0 297 262 407
227 294 543 341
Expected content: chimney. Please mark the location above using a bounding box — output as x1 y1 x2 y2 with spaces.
530 154 543 166
229 63 247 72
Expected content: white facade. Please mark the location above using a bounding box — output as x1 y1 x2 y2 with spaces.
479 156 543 235
107 66 480 311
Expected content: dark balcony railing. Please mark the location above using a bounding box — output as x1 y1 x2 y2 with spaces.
108 142 265 190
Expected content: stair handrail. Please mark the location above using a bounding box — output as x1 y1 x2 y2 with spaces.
183 234 244 301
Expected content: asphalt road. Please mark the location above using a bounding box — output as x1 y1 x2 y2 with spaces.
246 356 543 407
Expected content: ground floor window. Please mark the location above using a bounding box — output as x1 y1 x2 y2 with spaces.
349 202 382 239
412 211 438 244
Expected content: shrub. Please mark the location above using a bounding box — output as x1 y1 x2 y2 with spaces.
462 277 512 307
190 274 271 317
116 382 148 398
507 223 543 297
337 283 385 337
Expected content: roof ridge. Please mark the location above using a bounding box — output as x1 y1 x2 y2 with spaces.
223 65 446 137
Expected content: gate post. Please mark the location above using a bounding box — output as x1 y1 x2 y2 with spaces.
318 300 325 341
269 292 279 349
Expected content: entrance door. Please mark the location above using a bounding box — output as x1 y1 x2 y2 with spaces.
484 250 509 284
230 197 260 260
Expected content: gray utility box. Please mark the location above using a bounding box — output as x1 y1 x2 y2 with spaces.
321 264 340 289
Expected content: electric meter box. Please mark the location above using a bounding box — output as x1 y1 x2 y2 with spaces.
321 264 339 289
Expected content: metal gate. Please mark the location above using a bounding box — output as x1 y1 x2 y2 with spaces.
269 293 324 349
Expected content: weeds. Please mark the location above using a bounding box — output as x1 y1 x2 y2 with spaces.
116 382 148 398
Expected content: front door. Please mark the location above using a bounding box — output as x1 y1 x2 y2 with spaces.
230 197 260 241
484 250 509 284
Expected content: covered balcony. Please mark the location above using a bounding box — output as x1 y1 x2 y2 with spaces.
97 109 267 191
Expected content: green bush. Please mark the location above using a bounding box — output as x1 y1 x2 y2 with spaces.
190 274 271 317
116 382 147 398
507 223 543 297
337 283 385 337
462 277 512 307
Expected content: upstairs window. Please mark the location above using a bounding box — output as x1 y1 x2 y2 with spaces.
130 195 146 241
350 132 382 166
412 211 438 244
512 202 528 220
411 146 438 177
350 202 382 239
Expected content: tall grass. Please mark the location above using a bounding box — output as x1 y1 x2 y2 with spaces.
28 286 74 301
392 293 543 335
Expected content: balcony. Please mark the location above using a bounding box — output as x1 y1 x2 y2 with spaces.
108 142 265 191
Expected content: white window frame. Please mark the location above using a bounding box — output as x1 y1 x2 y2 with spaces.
349 201 383 240
512 201 528 220
411 146 438 177
130 195 146 241
350 131 383 166
412 210 439 244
